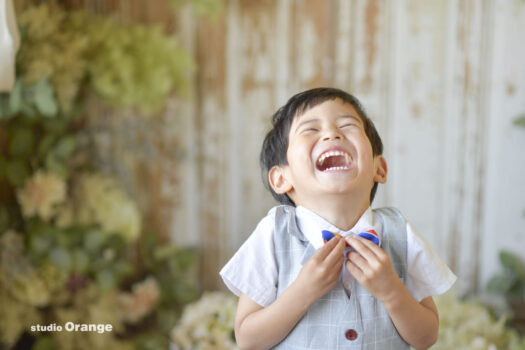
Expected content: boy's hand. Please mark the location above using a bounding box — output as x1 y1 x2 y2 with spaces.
294 236 346 304
345 236 403 303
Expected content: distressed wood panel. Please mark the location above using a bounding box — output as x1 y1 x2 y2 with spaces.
51 0 525 293
480 0 525 290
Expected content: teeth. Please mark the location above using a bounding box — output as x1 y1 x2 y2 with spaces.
325 166 350 171
317 150 352 166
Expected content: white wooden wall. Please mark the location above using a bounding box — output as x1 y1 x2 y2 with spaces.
81 0 525 294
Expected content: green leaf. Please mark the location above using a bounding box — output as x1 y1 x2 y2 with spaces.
0 93 12 119
113 260 134 279
49 247 72 271
42 117 68 134
513 114 525 128
5 160 30 187
37 134 57 159
500 250 525 280
71 249 90 273
31 336 55 350
487 274 514 294
84 230 106 253
52 135 77 159
33 77 59 117
29 233 52 255
8 127 35 157
8 78 22 115
96 269 117 292
45 153 68 178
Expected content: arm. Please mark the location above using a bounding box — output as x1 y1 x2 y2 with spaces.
234 237 346 350
345 236 439 350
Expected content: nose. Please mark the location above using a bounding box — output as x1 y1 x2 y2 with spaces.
321 126 342 141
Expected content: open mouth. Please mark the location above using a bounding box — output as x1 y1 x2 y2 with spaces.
316 150 353 171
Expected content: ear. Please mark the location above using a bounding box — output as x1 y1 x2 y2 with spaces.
373 155 388 184
268 165 293 195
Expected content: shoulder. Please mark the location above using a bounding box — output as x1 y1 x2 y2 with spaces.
373 206 404 219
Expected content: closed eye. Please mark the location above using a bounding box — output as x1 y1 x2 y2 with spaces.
339 123 357 129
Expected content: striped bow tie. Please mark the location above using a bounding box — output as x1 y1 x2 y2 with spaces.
322 229 380 246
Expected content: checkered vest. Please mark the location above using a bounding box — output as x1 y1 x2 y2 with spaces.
272 205 410 349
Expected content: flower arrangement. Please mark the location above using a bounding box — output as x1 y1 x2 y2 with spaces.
168 290 525 350
171 291 238 350
0 1 222 349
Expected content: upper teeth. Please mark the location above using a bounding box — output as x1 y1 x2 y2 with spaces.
317 150 352 166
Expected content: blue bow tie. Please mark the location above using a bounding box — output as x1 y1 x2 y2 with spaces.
322 229 380 246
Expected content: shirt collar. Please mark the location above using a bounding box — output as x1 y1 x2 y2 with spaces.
295 206 382 250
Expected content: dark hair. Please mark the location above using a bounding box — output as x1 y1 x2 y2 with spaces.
260 87 383 206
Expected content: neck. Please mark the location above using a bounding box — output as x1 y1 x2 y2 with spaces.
294 193 370 231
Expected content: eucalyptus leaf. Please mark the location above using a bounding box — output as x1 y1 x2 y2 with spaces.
8 127 35 157
7 78 22 115
5 160 30 187
84 230 106 253
49 247 72 271
96 269 117 292
52 135 77 159
33 77 59 117
29 233 52 255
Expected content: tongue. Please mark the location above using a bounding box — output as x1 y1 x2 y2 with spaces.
320 155 347 171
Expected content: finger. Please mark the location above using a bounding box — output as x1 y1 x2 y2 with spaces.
314 236 341 260
347 251 368 271
324 238 346 266
345 259 364 280
345 236 377 262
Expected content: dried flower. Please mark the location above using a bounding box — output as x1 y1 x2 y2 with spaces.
17 170 66 222
120 276 160 323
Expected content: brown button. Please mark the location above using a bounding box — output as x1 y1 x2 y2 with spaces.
345 329 358 341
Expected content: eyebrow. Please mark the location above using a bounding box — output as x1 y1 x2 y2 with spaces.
338 114 363 126
294 118 320 134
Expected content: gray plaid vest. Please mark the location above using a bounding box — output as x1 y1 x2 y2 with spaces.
272 205 410 349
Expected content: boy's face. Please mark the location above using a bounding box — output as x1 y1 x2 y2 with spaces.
269 99 387 206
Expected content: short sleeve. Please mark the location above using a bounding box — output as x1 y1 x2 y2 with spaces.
219 210 278 307
405 220 457 302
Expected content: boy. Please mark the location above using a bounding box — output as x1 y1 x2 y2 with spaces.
220 88 456 349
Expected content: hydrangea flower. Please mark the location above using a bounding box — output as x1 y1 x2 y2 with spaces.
17 170 66 222
75 172 141 241
171 291 238 350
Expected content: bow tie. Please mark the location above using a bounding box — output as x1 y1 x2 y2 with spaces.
322 229 380 246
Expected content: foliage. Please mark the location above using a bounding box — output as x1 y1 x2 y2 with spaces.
11 3 194 117
0 1 215 349
488 250 525 300
514 114 525 128
433 291 525 350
